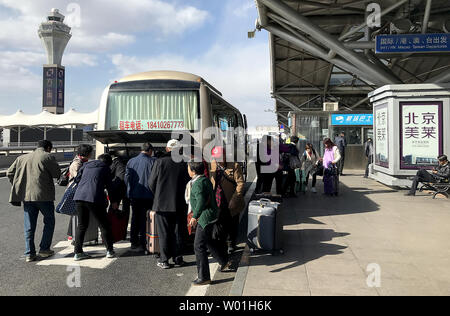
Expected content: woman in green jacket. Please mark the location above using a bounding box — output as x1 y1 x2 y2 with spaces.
187 161 232 286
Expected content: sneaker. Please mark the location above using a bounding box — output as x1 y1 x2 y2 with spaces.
220 261 234 272
192 278 211 286
38 250 55 259
311 187 317 193
157 261 171 269
106 250 116 259
25 255 37 262
74 252 91 261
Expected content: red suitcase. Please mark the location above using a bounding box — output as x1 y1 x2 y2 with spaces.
145 210 160 255
108 208 129 243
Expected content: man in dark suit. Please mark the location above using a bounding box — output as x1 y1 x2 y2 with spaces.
334 132 347 176
149 139 191 269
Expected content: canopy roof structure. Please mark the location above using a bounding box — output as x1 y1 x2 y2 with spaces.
0 109 99 128
254 0 450 126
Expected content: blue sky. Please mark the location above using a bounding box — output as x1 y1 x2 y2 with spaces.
0 0 277 127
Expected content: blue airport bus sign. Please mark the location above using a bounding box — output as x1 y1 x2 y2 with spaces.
332 114 373 126
376 33 450 54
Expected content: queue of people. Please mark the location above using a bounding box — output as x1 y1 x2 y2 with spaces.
7 139 243 286
255 135 342 197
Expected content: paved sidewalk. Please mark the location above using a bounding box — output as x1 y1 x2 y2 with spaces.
239 172 450 296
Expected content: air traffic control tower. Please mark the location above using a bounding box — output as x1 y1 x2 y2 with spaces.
38 9 72 114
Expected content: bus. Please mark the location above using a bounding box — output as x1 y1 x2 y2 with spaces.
89 70 248 174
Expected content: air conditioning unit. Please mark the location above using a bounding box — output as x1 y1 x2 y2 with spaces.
323 102 339 112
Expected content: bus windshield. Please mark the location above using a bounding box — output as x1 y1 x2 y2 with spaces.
106 90 199 131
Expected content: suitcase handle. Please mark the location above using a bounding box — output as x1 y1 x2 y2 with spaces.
259 198 272 207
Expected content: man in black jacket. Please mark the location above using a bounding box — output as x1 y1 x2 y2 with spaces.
149 139 190 269
405 155 450 196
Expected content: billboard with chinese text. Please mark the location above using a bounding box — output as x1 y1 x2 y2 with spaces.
400 102 443 170
374 104 389 168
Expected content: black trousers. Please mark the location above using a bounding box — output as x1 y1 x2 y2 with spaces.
155 212 184 263
130 199 153 247
338 152 345 175
410 169 436 195
283 169 296 195
194 224 228 281
74 201 113 254
305 172 317 187
219 204 240 248
262 170 283 194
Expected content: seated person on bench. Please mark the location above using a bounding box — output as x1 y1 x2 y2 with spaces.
405 155 450 196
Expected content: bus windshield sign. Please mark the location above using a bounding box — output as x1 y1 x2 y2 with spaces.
118 119 185 131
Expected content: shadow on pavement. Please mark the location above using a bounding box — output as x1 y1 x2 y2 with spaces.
236 178 382 271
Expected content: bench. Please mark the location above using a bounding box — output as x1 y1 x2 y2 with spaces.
419 181 450 199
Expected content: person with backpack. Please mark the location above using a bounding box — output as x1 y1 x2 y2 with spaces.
280 136 300 198
7 140 61 262
72 154 118 261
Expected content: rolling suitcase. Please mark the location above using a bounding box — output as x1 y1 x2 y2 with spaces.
108 208 130 243
323 167 339 195
145 210 160 256
69 214 100 246
247 199 283 254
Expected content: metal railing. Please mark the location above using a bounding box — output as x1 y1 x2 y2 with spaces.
0 142 96 156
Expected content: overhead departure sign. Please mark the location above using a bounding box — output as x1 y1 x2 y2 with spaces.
332 114 373 126
376 33 450 54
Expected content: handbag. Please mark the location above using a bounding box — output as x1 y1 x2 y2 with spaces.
56 181 78 216
289 154 302 169
315 161 324 176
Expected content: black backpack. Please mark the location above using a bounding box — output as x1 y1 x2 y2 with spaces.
57 166 70 186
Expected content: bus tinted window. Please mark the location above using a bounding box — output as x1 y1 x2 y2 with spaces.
106 90 199 131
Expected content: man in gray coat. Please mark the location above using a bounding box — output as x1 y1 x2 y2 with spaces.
7 140 61 262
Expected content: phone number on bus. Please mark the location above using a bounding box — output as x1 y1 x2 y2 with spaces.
118 120 185 131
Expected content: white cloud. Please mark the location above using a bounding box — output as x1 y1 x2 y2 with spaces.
110 42 277 126
64 53 98 67
232 1 255 18
0 0 210 52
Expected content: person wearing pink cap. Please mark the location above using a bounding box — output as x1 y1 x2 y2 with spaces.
210 146 245 254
